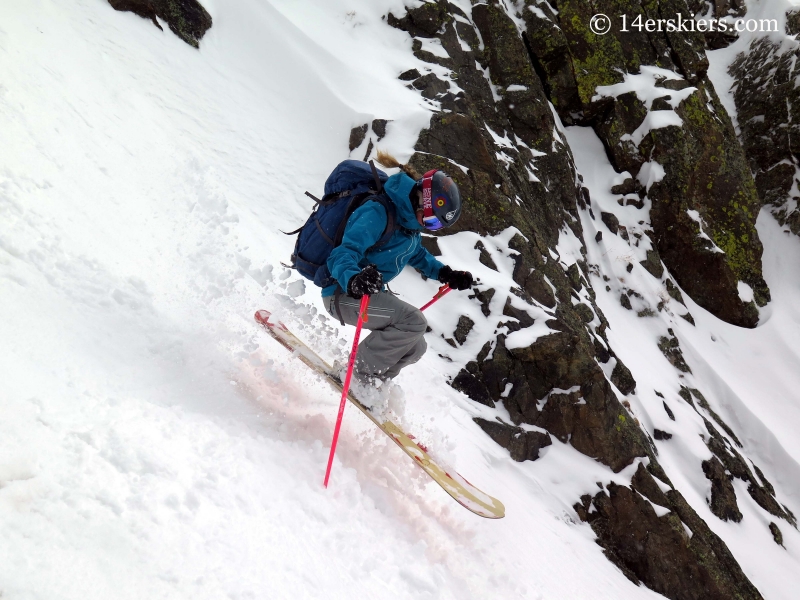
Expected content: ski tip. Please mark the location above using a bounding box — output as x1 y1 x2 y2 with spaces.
254 310 272 325
461 497 505 519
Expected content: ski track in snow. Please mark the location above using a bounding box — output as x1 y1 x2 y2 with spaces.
1 0 799 598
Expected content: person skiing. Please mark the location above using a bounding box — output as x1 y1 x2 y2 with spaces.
322 151 473 384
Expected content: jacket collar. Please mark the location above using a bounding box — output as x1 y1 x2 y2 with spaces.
383 172 423 231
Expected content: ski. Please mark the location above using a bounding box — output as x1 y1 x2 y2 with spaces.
255 309 505 519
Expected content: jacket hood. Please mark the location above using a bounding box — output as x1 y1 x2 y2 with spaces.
383 172 422 231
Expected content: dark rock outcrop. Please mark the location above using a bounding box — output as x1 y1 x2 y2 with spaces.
522 0 769 328
644 81 768 327
453 315 474 345
108 0 212 47
702 456 743 522
348 124 368 151
666 279 685 304
349 119 394 159
704 416 798 526
681 386 741 446
687 0 746 49
640 248 664 279
658 330 692 373
600 211 619 234
611 359 636 396
109 0 161 29
474 418 552 462
663 401 676 421
576 464 762 599
770 522 784 547
683 390 797 528
451 367 493 408
653 429 673 441
730 35 800 237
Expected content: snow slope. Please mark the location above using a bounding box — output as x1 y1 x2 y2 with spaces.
0 0 798 598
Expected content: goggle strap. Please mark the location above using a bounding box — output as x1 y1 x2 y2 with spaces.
421 169 438 221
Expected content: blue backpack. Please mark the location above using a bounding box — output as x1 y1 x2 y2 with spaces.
287 160 398 288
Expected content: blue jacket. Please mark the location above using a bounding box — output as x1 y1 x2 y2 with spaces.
322 172 444 297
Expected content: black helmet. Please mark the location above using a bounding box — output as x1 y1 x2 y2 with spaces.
420 169 462 231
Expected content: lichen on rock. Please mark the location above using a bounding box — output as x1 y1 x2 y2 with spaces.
639 81 769 327
516 0 770 328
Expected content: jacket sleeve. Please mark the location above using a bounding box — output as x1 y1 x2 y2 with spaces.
326 201 388 291
408 239 445 281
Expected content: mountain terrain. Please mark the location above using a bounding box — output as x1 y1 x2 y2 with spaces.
2 0 800 598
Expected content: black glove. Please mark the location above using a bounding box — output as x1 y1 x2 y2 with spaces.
438 265 473 291
347 264 383 298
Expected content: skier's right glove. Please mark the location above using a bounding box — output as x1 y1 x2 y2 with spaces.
347 264 383 298
438 265 473 291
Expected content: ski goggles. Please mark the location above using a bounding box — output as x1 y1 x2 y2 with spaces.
422 214 444 231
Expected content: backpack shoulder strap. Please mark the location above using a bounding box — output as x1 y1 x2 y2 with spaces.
369 160 384 194
331 193 398 251
331 192 373 248
370 195 398 249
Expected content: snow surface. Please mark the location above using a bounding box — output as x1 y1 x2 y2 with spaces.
1 1 799 599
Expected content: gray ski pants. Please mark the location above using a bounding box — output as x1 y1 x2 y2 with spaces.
324 291 428 379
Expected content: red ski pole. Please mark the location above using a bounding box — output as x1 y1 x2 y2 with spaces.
323 294 371 488
419 284 452 312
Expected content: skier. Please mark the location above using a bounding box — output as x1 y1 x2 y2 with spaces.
323 152 473 384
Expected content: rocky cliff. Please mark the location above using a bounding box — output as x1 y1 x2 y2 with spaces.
728 7 800 237
347 1 795 598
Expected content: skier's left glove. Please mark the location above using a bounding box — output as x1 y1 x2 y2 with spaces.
438 265 473 291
